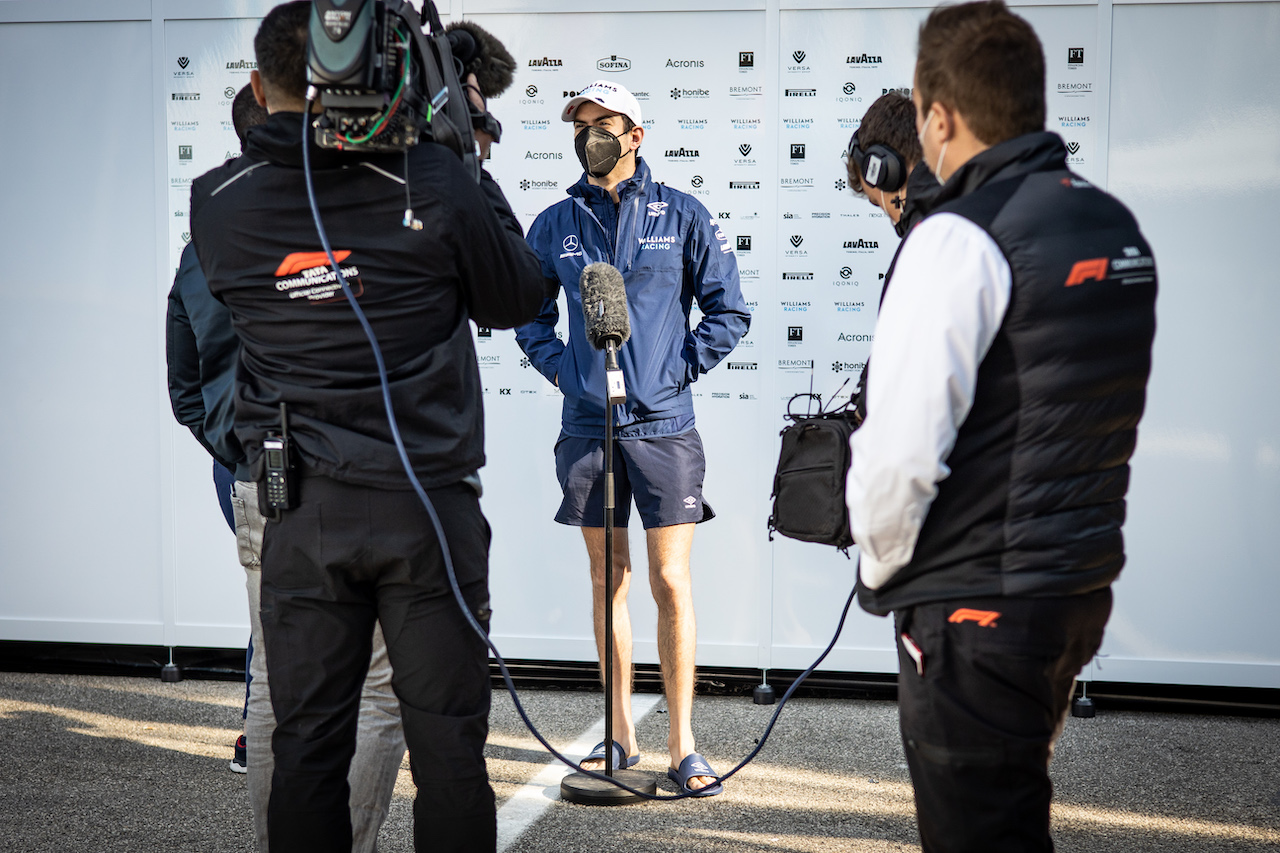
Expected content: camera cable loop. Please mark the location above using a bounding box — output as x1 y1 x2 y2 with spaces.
299 103 859 800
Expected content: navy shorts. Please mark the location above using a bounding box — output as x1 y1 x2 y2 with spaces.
554 429 716 529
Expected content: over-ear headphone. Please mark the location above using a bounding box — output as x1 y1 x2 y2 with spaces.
844 130 907 193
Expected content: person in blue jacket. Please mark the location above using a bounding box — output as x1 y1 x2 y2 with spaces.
516 80 749 797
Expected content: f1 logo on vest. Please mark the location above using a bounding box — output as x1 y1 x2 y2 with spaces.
1065 257 1108 287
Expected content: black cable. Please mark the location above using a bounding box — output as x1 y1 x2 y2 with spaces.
299 102 859 800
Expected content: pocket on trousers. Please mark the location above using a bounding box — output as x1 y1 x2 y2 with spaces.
230 491 263 570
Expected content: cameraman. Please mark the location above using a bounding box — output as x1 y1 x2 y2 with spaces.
190 4 544 852
168 83 409 852
846 2 1157 849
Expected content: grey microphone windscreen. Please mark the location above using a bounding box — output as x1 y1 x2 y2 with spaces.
444 20 516 98
579 263 630 350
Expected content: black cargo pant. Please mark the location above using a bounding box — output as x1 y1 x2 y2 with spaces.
894 589 1111 853
259 475 495 853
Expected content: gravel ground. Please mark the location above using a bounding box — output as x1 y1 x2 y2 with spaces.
2 671 1278 852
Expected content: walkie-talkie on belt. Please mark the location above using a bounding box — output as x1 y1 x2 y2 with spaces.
262 402 297 518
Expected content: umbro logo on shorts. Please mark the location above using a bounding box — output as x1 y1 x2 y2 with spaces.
683 496 697 508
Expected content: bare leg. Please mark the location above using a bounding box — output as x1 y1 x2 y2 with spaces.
647 523 714 790
580 527 636 770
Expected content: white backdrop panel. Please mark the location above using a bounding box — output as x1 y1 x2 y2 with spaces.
0 20 164 644
0 0 1276 688
1102 0 1280 688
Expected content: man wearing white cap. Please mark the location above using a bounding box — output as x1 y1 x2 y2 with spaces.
516 81 750 796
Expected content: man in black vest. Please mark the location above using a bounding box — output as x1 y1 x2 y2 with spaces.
845 2 1157 850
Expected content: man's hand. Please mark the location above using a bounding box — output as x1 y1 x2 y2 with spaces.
465 73 494 161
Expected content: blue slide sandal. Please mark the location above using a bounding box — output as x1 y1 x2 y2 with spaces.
667 752 723 797
579 740 640 771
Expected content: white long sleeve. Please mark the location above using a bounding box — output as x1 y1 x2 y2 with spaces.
847 212 1012 590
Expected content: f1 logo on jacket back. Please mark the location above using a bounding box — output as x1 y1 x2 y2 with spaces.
274 250 363 303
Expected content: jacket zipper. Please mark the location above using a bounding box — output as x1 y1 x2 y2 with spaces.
575 174 645 272
616 187 641 273
576 198 614 265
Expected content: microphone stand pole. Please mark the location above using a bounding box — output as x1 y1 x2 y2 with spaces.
604 341 617 781
560 339 656 805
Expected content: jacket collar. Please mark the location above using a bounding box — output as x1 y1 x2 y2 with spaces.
897 161 943 238
244 111 360 170
568 156 652 202
932 131 1068 208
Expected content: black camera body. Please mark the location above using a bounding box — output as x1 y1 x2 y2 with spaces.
307 0 478 178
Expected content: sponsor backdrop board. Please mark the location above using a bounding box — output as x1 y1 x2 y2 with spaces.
0 0 1276 689
472 10 775 667
162 19 274 647
766 5 1101 668
165 20 263 277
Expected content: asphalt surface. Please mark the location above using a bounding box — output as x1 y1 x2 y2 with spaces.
2 671 1278 851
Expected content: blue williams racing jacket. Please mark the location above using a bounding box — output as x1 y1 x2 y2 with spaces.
515 158 750 439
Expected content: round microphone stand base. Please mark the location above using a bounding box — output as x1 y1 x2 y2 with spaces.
560 769 657 805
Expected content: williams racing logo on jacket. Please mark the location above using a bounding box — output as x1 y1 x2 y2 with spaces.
639 235 678 251
274 251 363 303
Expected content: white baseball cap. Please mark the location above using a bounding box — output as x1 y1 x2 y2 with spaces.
561 80 642 127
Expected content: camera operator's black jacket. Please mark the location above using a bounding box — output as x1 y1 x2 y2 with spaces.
858 132 1157 615
190 112 545 489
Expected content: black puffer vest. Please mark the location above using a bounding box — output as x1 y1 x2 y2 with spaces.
860 132 1158 616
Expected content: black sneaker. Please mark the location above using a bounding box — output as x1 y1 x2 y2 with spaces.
230 735 247 774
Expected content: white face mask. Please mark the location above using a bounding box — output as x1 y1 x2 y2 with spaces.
918 108 949 186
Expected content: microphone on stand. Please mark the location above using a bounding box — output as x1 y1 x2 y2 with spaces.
580 263 630 404
561 261 655 804
580 262 630 348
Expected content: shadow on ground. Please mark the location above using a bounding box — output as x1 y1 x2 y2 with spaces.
3 673 1278 852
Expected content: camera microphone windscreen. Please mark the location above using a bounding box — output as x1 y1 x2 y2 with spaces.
580 263 630 350
444 20 516 98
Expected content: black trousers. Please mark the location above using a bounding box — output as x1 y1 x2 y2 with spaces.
894 589 1112 853
260 475 496 853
